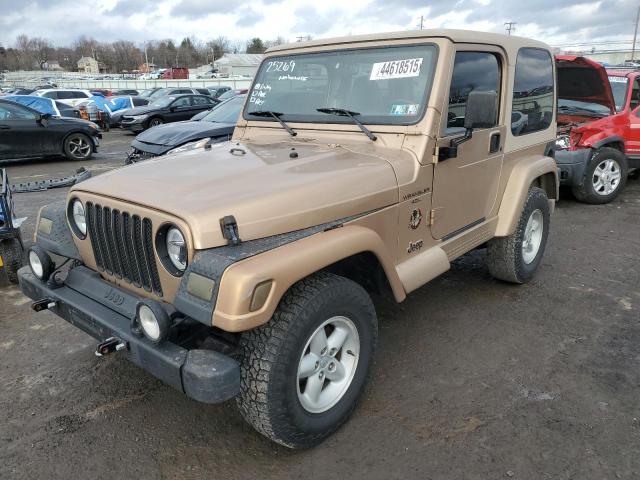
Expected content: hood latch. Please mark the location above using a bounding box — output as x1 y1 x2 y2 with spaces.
220 215 241 246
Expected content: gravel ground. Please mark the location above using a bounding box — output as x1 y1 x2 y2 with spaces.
1 130 639 479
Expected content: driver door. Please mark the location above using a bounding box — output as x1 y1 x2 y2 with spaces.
431 48 505 239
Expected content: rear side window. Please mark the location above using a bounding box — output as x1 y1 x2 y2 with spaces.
42 91 57 99
193 96 213 106
511 48 554 136
446 52 501 132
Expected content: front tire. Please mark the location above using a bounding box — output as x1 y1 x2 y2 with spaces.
147 117 164 129
486 186 550 284
571 147 628 204
0 238 23 284
236 272 377 449
63 133 93 161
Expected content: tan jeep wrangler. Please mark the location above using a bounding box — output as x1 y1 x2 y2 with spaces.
20 29 558 448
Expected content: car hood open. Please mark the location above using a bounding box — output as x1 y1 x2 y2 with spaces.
132 121 235 151
556 55 616 114
72 140 401 249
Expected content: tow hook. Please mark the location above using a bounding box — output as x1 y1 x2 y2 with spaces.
31 298 57 312
95 337 127 357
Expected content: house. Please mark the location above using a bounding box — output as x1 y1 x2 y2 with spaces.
213 53 263 77
77 56 99 74
139 62 157 73
43 60 64 71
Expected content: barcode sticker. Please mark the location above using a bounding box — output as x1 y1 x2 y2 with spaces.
370 58 423 81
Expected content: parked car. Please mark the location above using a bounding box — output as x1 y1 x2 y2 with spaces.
90 88 113 97
217 88 248 101
112 89 139 96
120 94 217 132
0 99 101 161
138 87 163 99
127 94 244 161
206 85 232 99
555 55 639 203
1 87 35 95
33 89 93 107
108 96 151 127
145 87 212 101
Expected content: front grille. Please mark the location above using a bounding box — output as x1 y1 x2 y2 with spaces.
86 202 163 296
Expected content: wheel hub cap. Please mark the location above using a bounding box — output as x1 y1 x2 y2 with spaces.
522 209 544 265
296 316 360 414
593 159 621 196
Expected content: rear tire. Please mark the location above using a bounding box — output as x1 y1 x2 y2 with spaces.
571 147 628 204
486 186 550 284
236 272 377 449
0 238 23 284
63 133 93 161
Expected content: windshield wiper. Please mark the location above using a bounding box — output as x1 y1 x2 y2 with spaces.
247 110 297 136
316 108 377 141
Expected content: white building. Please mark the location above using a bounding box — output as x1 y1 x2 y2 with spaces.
77 56 99 74
213 54 263 77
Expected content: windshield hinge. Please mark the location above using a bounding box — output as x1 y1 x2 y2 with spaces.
432 145 440 164
428 209 436 226
220 215 241 246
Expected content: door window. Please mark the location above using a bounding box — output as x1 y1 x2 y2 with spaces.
511 48 554 135
630 79 640 111
192 96 213 106
171 97 192 108
446 52 501 134
0 103 36 120
42 91 58 99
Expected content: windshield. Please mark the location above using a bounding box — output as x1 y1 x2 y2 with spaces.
558 98 610 115
139 88 157 98
201 96 244 123
149 89 169 100
244 44 437 125
608 76 628 112
149 96 176 108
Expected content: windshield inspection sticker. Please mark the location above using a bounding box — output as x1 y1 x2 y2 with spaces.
391 104 419 116
370 58 423 81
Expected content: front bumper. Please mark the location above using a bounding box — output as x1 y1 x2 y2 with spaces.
18 266 240 404
120 118 146 132
554 148 592 186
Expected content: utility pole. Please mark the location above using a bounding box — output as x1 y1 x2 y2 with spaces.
505 21 517 35
632 5 640 62
144 41 149 70
417 15 424 30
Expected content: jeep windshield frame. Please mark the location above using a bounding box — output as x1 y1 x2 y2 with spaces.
243 43 438 127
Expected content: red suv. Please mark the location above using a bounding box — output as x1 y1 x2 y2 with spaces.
555 55 639 203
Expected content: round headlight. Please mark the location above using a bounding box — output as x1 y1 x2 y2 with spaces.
28 246 54 281
166 227 187 272
71 199 87 237
135 301 171 343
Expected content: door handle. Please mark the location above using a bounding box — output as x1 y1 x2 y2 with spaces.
489 132 501 153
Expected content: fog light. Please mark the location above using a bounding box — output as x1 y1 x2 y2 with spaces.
134 301 171 344
28 246 54 281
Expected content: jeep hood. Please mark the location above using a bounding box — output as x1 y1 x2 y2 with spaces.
73 140 400 249
556 55 616 114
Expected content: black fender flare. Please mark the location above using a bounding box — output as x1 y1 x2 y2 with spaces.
592 135 625 151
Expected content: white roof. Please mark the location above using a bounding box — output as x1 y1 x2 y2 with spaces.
214 54 263 67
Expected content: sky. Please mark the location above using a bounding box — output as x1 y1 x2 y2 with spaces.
0 0 638 50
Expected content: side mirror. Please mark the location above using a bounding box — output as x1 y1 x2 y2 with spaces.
36 112 52 123
439 90 498 161
464 91 498 130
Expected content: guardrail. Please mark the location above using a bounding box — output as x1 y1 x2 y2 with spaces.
0 78 252 90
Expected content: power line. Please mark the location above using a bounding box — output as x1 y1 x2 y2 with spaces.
504 22 516 35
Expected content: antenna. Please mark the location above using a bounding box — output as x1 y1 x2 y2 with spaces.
504 22 517 35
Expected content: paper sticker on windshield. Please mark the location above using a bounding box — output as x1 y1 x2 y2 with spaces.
391 104 419 116
370 58 423 81
609 76 627 83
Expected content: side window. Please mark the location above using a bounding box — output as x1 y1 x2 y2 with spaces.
171 97 191 108
193 96 212 106
630 79 640 111
0 103 36 120
446 52 501 132
43 91 57 99
511 48 554 135
58 91 75 99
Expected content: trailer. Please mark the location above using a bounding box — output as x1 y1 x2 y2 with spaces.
0 169 24 285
